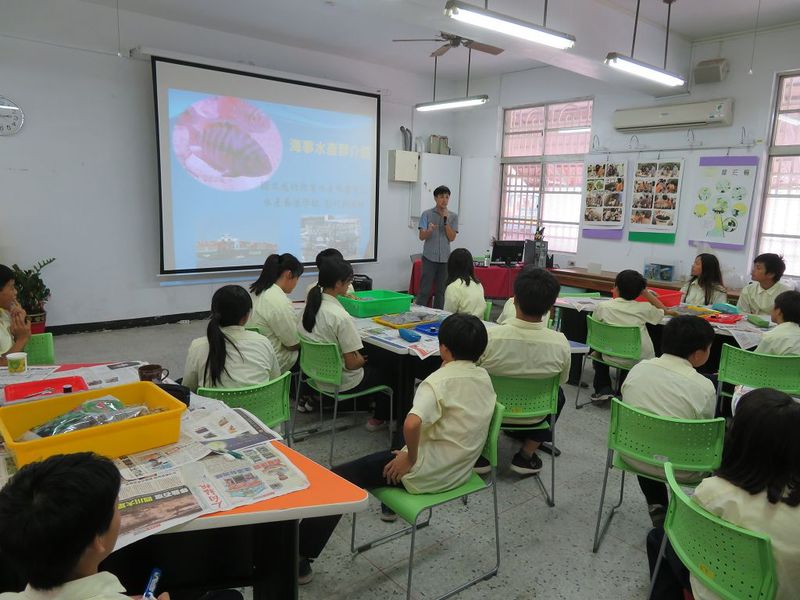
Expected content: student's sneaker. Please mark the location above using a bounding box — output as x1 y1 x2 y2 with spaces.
473 456 491 475
298 558 314 585
590 389 614 403
296 397 317 413
510 451 543 475
648 504 667 528
380 503 398 522
365 418 387 432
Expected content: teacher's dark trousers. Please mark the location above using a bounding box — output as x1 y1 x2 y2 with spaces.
416 257 448 308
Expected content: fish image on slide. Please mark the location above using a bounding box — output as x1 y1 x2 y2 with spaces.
172 96 283 191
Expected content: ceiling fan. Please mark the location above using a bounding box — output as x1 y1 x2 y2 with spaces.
392 31 504 57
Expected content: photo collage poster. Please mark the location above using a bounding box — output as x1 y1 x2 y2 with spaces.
582 160 627 229
687 156 759 248
629 159 684 236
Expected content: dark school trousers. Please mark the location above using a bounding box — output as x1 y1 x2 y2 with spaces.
646 527 691 600
416 257 448 309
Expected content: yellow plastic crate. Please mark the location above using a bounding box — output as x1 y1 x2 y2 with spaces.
0 382 186 467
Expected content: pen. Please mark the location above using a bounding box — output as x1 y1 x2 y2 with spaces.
143 568 161 600
210 448 244 460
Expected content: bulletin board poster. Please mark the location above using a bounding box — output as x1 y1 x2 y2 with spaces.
582 160 627 238
687 156 758 249
628 159 684 244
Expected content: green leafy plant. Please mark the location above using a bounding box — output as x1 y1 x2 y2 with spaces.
12 258 56 314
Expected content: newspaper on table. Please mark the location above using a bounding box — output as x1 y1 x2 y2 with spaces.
0 366 59 389
556 297 607 312
713 320 765 350
115 433 213 481
0 446 17 488
408 337 441 360
45 361 145 389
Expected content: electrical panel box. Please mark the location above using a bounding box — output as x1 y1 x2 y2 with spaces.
410 153 461 217
388 150 419 182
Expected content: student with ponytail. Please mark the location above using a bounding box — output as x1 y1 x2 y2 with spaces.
183 285 281 391
305 248 356 297
300 257 391 431
248 253 304 372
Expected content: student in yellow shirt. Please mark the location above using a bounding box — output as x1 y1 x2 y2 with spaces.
0 264 31 366
443 248 486 317
737 253 792 315
680 253 727 305
248 253 304 373
755 290 800 355
297 313 495 584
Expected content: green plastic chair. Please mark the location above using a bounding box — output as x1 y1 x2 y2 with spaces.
483 300 493 321
245 326 261 333
491 374 560 506
24 333 55 365
575 315 641 409
593 399 725 553
649 463 776 600
198 371 292 440
351 402 505 600
293 337 393 466
717 343 800 402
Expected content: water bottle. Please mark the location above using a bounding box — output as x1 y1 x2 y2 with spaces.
484 249 490 267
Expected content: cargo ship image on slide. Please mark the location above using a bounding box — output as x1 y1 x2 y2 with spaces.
196 235 278 267
300 216 360 261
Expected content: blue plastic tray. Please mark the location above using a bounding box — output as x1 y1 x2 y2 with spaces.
414 321 443 336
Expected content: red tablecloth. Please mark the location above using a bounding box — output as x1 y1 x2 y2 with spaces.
408 259 522 299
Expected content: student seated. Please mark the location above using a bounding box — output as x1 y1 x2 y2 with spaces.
297 314 495 584
443 248 486 318
755 290 800 355
591 269 667 402
305 248 355 298
620 316 716 527
496 296 515 324
646 388 800 600
680 253 727 305
248 253 304 373
183 285 281 391
737 252 792 315
300 257 390 431
0 265 31 367
478 268 570 475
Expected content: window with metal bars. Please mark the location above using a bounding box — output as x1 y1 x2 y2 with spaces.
499 99 593 253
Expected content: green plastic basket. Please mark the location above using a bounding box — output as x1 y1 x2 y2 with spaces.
337 290 414 318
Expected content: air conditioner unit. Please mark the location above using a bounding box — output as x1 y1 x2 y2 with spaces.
612 98 733 133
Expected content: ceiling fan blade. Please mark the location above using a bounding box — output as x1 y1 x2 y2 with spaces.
430 44 451 57
392 38 443 42
464 40 504 55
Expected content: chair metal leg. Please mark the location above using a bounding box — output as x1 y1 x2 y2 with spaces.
405 515 418 600
575 354 591 409
548 425 556 506
289 372 304 445
647 528 669 600
328 391 340 466
593 449 626 552
386 390 394 449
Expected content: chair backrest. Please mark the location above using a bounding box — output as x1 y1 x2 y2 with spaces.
663 462 777 600
559 292 602 298
24 333 55 365
483 300 492 321
490 375 559 421
586 315 641 360
480 402 506 467
718 343 800 394
198 371 292 429
245 326 261 333
298 337 343 387
609 398 725 472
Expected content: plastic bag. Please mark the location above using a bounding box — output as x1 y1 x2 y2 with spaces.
31 396 150 438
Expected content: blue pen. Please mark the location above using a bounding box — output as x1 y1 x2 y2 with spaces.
143 568 161 600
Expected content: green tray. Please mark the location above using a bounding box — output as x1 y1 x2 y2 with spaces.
338 290 414 318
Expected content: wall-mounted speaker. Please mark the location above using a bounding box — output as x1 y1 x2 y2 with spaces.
694 58 729 85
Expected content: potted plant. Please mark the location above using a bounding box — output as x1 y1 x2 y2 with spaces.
12 258 56 334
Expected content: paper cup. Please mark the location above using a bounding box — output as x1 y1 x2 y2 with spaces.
7 352 27 374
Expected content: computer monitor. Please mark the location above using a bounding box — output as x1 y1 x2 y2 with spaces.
491 240 524 265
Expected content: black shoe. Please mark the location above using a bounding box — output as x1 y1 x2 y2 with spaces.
473 456 491 475
510 451 543 475
380 503 398 522
648 504 667 528
590 389 614 403
298 558 314 585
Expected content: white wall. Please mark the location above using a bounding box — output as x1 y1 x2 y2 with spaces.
0 1 456 326
448 25 800 287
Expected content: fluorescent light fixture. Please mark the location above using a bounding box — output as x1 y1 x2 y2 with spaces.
444 0 575 50
415 95 489 112
605 52 685 87
0 105 19 111
558 127 591 133
778 113 800 127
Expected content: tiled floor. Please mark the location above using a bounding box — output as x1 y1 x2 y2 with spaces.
53 318 653 599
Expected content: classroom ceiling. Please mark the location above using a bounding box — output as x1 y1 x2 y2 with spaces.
86 0 800 81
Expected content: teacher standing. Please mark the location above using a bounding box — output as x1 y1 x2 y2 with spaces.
416 185 458 308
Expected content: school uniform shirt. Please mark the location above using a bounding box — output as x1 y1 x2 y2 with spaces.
736 281 792 315
248 284 300 372
496 297 516 324
690 477 800 600
592 298 665 367
402 360 495 494
299 293 364 392
0 308 12 355
182 325 281 391
680 280 727 306
0 571 129 600
443 279 486 318
755 321 800 356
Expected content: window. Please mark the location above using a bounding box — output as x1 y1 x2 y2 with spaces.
499 99 593 253
759 74 800 276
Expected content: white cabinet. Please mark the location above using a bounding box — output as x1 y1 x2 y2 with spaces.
388 150 419 182
410 153 461 217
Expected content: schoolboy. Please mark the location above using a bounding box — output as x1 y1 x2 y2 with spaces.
737 253 792 315
620 315 716 527
591 269 667 401
478 268 570 475
297 313 495 584
756 290 800 355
